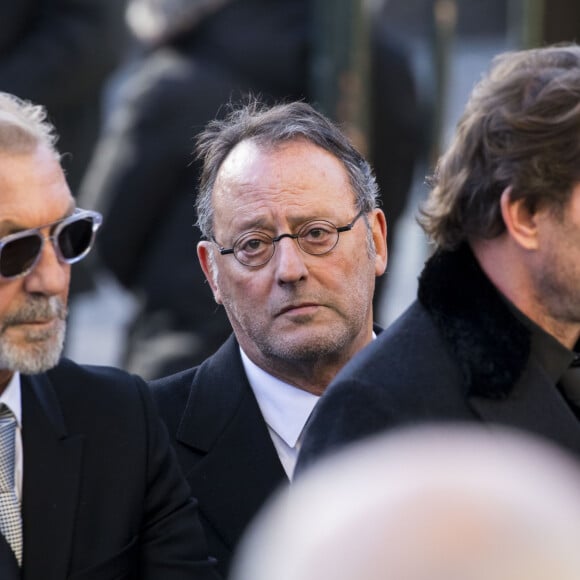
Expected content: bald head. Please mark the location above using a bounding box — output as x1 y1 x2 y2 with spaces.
233 425 580 580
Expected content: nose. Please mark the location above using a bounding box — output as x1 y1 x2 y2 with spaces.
23 239 69 296
272 236 309 284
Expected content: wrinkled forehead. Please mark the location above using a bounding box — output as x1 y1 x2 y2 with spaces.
213 139 353 207
0 145 73 231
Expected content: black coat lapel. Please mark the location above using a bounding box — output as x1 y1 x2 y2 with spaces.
470 358 580 455
419 244 580 454
21 373 84 580
176 338 286 548
0 534 19 580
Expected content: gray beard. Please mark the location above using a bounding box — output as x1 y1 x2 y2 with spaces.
0 296 67 374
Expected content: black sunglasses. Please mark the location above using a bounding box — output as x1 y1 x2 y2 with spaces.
0 208 102 279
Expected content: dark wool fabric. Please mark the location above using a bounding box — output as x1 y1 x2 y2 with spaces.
418 243 531 399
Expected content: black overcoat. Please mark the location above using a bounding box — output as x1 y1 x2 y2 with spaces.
299 245 580 470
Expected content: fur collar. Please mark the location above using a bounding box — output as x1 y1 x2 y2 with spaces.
417 243 531 399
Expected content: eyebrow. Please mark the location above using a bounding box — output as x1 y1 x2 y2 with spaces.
0 203 76 236
232 213 340 236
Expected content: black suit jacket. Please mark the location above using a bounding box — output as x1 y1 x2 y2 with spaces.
298 245 580 471
0 358 220 580
151 336 287 577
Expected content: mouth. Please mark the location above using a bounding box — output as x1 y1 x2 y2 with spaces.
9 318 58 330
277 303 321 316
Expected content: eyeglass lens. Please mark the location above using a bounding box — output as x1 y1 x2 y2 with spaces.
1 236 42 278
58 217 93 261
234 221 340 266
0 217 95 278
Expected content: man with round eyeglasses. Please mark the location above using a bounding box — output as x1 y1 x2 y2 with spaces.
0 91 220 579
214 211 365 267
151 99 388 576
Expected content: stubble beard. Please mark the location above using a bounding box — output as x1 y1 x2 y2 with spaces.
223 291 366 365
530 211 580 329
215 239 377 365
256 323 352 363
0 296 67 374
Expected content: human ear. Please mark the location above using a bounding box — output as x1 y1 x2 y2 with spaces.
500 187 541 251
371 209 388 276
198 241 222 304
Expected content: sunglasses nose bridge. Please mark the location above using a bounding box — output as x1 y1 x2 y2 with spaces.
17 224 80 276
34 230 66 268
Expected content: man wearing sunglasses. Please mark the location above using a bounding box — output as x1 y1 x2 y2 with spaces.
151 99 388 576
0 92 220 579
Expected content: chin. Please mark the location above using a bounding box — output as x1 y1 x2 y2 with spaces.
270 336 343 362
0 329 65 374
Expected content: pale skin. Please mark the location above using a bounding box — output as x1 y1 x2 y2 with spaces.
198 138 388 395
0 145 73 394
472 184 580 350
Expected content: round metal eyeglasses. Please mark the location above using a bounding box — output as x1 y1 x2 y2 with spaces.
214 210 365 267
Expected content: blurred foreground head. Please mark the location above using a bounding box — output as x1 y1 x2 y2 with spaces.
232 425 580 580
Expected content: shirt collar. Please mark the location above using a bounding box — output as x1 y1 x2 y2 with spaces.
0 372 22 427
240 348 319 448
506 299 574 384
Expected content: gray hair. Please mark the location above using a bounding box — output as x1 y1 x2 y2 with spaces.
0 92 60 158
194 99 380 240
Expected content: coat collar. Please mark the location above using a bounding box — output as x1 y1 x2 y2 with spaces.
174 336 287 551
417 243 531 399
176 336 250 452
22 371 68 437
416 245 580 454
0 537 19 580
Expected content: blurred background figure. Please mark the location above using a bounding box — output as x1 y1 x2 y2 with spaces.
232 425 580 580
0 0 130 296
0 0 129 194
309 0 424 312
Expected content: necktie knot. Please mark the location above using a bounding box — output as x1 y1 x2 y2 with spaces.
0 406 16 492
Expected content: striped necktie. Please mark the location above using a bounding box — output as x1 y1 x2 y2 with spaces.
0 405 22 565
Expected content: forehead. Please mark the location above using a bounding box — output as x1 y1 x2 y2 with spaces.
0 145 73 229
212 139 355 223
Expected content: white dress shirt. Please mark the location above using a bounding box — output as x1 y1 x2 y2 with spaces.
0 372 23 501
240 349 319 480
